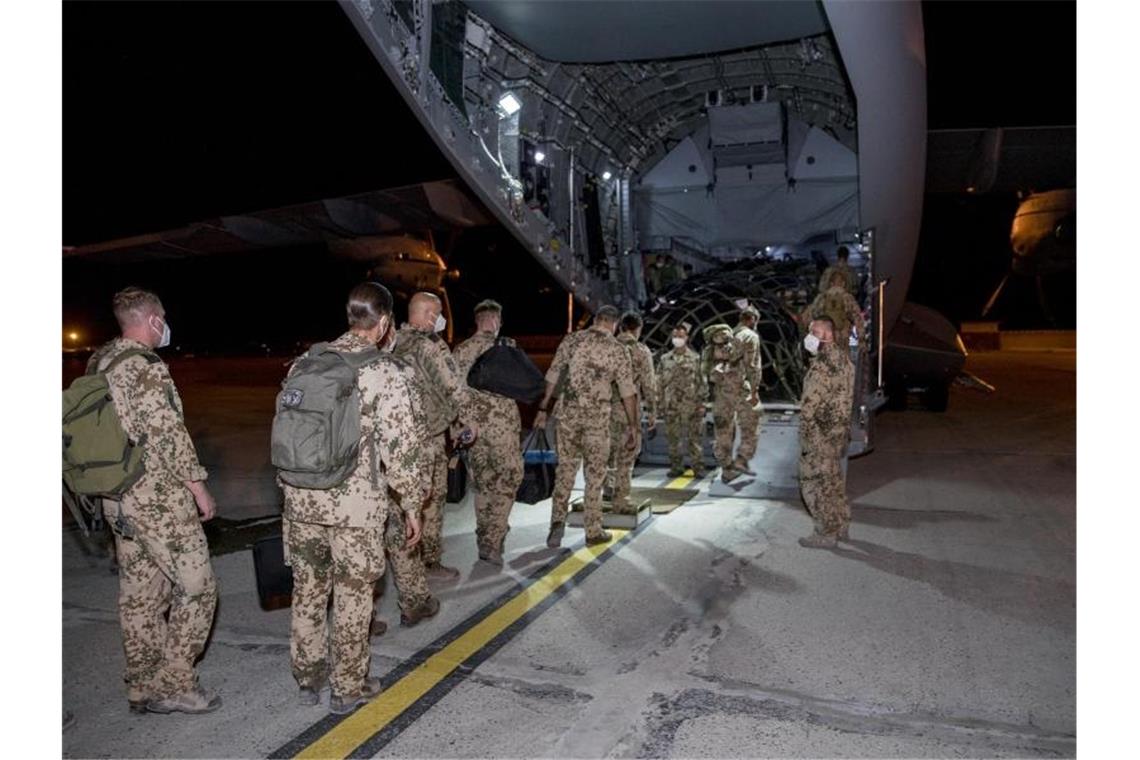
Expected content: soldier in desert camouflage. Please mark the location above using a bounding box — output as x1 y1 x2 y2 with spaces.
606 311 658 513
533 306 638 546
656 322 708 477
452 300 524 567
87 287 220 715
797 316 856 549
281 283 430 714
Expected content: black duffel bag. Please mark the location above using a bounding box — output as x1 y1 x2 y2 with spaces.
467 338 545 404
252 534 293 611
516 428 557 505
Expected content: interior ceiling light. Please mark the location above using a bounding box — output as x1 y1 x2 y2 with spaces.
534 150 546 164
498 92 521 117
602 171 613 181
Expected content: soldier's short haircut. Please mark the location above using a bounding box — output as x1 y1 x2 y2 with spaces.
594 305 621 323
346 281 394 329
620 311 643 332
474 299 502 317
829 270 847 289
836 246 850 260
674 321 691 334
740 305 760 321
112 287 163 329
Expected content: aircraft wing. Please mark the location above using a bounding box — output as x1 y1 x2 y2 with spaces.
63 179 493 262
925 126 1075 195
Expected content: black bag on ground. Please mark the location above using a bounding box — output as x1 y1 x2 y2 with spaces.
466 339 545 403
446 453 468 503
516 429 557 505
252 534 293 610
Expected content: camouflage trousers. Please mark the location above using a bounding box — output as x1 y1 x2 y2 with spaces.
106 480 217 702
422 434 449 566
550 411 612 539
663 405 705 471
712 384 761 469
284 518 383 696
382 509 433 613
467 418 523 555
798 426 850 538
606 407 642 512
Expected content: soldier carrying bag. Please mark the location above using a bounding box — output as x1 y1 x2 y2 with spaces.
466 338 546 404
270 343 381 489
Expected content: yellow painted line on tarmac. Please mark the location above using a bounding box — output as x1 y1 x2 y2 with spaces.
294 531 628 760
666 473 696 490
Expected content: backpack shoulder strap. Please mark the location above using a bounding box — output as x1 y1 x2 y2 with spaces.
340 347 382 370
99 348 161 375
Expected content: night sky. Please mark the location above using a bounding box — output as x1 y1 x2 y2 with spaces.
63 0 1076 343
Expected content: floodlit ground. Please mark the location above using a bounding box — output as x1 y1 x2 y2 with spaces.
62 349 1075 758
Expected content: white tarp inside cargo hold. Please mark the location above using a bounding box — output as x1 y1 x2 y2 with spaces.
636 117 858 250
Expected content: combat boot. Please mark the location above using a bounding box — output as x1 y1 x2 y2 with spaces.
297 684 322 707
370 617 388 638
478 544 503 567
733 458 756 476
329 677 382 715
146 686 222 715
585 530 613 546
837 525 850 542
425 562 461 582
798 533 838 550
128 700 148 716
720 466 740 484
546 521 565 548
667 466 685 477
400 596 441 627
692 466 708 479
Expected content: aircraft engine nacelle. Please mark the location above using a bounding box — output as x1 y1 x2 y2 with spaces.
328 235 449 293
1010 189 1076 277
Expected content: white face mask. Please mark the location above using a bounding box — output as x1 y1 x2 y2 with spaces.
433 313 447 334
671 337 686 348
803 333 821 355
151 316 171 349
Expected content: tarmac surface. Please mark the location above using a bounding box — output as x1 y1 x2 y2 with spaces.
61 349 1075 758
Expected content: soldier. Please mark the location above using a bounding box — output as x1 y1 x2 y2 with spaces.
533 306 638 546
704 307 763 482
452 300 524 567
281 283 430 714
87 287 220 715
656 322 708 478
606 311 658 513
393 292 474 582
802 270 866 357
797 316 856 549
818 245 858 296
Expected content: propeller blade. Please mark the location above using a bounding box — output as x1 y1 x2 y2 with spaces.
981 273 1010 317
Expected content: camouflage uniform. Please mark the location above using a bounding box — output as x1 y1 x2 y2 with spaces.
88 338 217 704
393 325 470 567
281 332 427 698
803 286 864 353
656 346 707 472
818 262 858 295
547 327 636 538
606 334 657 511
452 331 524 556
798 341 855 538
703 325 762 471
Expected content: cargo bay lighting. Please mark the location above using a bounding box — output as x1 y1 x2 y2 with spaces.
602 170 612 181
534 150 546 164
497 91 521 117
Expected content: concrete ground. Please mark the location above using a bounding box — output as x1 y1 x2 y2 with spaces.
62 349 1075 758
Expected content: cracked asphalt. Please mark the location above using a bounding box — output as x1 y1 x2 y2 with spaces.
62 350 1074 758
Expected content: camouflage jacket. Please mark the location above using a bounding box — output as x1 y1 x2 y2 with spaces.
393 325 468 436
799 342 855 440
89 338 207 484
452 331 521 428
613 333 658 418
547 326 635 414
803 286 864 347
282 332 428 528
701 324 747 393
656 347 706 411
733 324 763 393
818 262 857 295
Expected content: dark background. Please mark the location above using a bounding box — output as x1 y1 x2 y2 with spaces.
63 0 1076 347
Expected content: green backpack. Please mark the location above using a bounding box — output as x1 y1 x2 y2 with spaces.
62 348 157 499
270 343 381 490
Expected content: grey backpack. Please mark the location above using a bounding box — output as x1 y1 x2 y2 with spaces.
271 343 381 489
